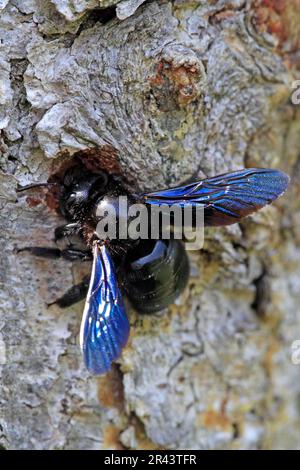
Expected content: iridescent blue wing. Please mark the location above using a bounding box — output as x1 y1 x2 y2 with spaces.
143 168 289 226
80 244 130 375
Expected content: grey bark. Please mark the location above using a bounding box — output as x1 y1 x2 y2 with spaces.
0 0 300 450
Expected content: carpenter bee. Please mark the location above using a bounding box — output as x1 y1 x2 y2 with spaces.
17 166 289 375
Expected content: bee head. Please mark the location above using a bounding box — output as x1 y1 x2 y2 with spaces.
60 166 109 221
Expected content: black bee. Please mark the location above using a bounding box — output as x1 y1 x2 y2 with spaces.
17 165 289 375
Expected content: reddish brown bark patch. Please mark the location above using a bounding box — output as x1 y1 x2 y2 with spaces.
25 196 42 208
202 409 231 430
97 365 125 411
252 0 300 68
103 425 125 450
48 145 122 182
149 59 201 109
21 187 60 212
76 145 122 176
44 185 61 211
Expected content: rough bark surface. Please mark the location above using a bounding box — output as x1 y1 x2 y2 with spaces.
0 0 300 450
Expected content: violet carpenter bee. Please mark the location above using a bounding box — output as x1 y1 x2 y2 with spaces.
17 165 289 375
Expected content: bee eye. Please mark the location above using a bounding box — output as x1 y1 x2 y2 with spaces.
89 172 109 199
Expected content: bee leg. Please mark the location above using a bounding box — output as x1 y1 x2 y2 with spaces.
48 276 90 308
60 248 93 262
54 223 80 242
17 246 92 261
17 247 62 259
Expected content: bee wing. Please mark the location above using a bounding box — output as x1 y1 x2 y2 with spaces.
143 168 289 226
80 244 130 375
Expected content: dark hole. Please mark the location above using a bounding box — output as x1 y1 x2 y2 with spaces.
87 6 116 24
232 422 240 439
251 269 271 318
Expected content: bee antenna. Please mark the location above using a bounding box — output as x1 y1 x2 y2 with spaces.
16 182 59 192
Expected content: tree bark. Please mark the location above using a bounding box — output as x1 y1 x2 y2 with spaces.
0 0 300 450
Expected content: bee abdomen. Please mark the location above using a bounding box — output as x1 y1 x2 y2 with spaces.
121 239 189 313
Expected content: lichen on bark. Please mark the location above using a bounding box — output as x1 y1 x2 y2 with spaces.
0 0 300 450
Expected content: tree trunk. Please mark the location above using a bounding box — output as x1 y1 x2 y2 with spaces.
0 0 300 450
